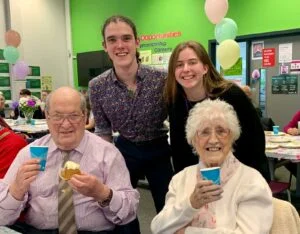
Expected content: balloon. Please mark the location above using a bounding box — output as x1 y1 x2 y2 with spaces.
5 30 21 47
251 69 261 80
3 46 19 64
217 40 240 70
215 18 238 44
12 61 30 79
205 0 228 24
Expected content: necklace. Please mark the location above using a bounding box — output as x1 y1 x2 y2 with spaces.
127 88 136 98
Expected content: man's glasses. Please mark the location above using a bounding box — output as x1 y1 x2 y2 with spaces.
197 127 230 139
47 113 84 124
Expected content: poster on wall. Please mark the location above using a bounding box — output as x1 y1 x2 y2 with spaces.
272 74 298 94
290 60 300 74
262 48 275 67
140 50 152 65
279 43 292 63
41 76 53 91
252 41 264 60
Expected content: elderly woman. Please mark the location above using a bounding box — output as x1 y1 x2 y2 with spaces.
151 99 273 234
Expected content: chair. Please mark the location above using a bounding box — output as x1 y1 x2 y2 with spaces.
270 198 300 234
261 117 275 131
269 171 292 202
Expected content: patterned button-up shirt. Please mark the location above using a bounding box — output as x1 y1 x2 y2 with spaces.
89 64 168 142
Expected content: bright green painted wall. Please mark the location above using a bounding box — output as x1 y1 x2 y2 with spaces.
70 0 300 87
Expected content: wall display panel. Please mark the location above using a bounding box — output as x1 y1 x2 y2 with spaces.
215 42 247 86
0 76 11 87
26 78 41 89
0 63 9 73
76 50 112 87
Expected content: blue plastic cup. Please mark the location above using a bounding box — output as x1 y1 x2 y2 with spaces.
200 167 221 185
273 125 279 135
30 146 49 171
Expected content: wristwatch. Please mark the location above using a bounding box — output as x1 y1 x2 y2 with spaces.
98 189 113 207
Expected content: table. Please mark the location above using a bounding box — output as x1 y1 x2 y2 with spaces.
5 119 49 135
265 133 300 196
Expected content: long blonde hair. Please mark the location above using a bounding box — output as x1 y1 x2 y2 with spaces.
164 41 232 104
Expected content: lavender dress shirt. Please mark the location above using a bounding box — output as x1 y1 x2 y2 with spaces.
0 131 139 231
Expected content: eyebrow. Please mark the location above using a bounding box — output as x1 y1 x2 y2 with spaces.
106 34 133 40
176 58 198 63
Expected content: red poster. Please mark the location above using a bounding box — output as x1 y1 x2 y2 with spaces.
262 48 275 67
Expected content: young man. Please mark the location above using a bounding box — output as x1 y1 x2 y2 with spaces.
89 15 173 233
0 87 139 233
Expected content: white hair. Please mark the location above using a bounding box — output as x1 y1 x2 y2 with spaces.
186 99 241 146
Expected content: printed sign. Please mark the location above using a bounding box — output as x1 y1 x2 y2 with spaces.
262 48 275 67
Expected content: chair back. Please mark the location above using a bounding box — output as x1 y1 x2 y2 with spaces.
261 117 275 131
270 198 300 234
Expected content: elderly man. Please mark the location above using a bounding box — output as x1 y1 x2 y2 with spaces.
0 87 139 234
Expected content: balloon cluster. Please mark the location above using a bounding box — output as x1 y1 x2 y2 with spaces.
204 0 240 70
4 30 30 79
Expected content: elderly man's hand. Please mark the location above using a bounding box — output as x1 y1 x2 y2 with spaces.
190 180 223 209
9 159 40 201
69 172 111 202
287 127 299 136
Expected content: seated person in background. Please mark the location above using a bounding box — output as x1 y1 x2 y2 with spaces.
241 85 262 117
40 90 50 112
10 89 45 119
0 87 139 233
0 93 5 118
283 110 300 135
0 117 27 178
85 95 95 132
151 99 273 234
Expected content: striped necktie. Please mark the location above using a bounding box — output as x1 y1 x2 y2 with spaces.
58 151 77 234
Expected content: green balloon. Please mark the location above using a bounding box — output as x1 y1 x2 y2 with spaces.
215 18 238 44
3 46 19 64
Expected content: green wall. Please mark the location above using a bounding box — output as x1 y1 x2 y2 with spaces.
70 0 300 87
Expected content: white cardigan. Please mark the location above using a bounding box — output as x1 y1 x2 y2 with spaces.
151 163 273 234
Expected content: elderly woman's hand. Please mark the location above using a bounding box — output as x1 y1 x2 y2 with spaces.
190 179 223 209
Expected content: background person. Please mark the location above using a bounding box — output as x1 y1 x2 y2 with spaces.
89 15 173 234
10 89 45 119
151 99 273 234
0 117 27 178
164 40 270 182
0 93 6 118
283 110 300 135
0 87 139 233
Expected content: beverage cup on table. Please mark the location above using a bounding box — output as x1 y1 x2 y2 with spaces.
30 146 49 171
200 167 220 185
272 125 280 135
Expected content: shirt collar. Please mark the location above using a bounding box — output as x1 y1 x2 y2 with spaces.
111 63 144 84
48 131 88 155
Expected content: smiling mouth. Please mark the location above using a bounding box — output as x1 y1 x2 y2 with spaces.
206 147 221 151
182 75 194 80
116 52 128 57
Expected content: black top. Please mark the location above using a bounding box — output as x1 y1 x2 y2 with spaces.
168 84 270 182
0 109 5 118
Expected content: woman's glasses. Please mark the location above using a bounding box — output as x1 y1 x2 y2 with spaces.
197 127 230 139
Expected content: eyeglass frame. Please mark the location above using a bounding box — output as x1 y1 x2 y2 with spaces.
46 112 85 124
196 126 231 139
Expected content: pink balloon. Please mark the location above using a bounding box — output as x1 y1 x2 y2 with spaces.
205 0 229 24
5 30 21 47
251 69 261 80
12 61 30 80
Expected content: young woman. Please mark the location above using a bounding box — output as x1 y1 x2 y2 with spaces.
165 41 270 182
